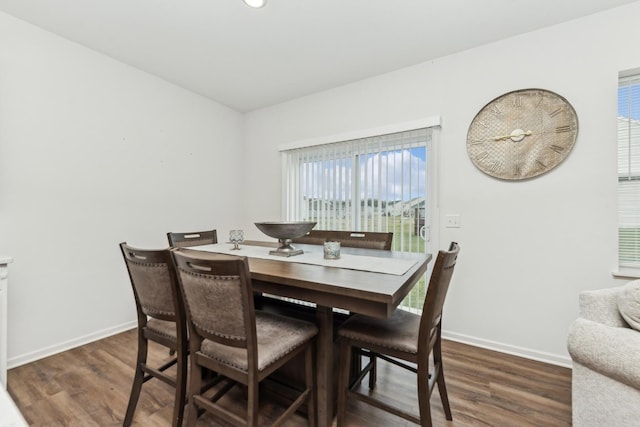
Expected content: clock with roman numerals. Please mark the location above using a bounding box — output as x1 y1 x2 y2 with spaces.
466 88 578 180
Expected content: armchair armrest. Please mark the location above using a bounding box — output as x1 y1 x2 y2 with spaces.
579 287 628 327
568 318 640 390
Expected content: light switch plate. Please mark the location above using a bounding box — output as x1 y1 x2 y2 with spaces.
445 214 460 228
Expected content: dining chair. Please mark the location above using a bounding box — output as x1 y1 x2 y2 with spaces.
171 249 318 427
119 243 188 427
336 242 460 427
292 230 393 250
167 229 218 248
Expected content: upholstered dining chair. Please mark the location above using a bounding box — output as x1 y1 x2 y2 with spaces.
336 242 460 427
292 230 393 250
171 250 318 427
119 243 188 427
167 229 218 248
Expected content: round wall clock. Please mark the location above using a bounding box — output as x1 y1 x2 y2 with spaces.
466 88 578 180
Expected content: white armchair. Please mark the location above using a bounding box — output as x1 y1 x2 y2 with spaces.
567 282 640 426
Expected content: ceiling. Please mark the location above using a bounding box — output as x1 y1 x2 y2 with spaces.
0 0 637 112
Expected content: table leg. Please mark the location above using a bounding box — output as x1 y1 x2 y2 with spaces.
315 305 333 427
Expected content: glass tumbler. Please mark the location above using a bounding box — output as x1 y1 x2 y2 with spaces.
323 240 340 259
229 229 244 250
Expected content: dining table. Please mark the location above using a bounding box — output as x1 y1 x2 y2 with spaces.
180 240 432 427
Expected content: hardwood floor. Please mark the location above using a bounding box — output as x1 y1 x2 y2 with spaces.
7 329 571 426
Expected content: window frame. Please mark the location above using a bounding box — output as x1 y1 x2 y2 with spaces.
617 70 640 275
279 117 441 245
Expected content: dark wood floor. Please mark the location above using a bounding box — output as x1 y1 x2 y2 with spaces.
7 329 571 426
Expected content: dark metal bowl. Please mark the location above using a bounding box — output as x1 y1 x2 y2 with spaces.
254 221 317 256
254 221 317 240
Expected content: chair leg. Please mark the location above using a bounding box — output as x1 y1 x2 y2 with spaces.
433 334 452 421
171 345 188 427
186 356 203 427
368 352 377 390
337 339 352 427
247 379 259 427
416 362 433 427
305 345 316 427
123 334 148 427
436 366 452 421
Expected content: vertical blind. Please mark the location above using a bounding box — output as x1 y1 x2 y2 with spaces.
282 127 433 311
618 74 640 268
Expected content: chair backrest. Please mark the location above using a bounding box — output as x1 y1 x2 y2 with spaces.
292 230 393 250
171 251 256 352
167 229 218 248
418 242 460 352
120 243 184 324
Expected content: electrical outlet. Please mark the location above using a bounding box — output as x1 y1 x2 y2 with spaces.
445 214 460 228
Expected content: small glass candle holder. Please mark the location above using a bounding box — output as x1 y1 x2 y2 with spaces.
229 229 244 250
323 240 340 260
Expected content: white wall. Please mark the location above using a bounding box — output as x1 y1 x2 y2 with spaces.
3 2 638 369
243 3 640 365
0 12 244 365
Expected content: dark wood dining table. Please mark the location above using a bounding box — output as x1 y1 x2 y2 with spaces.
182 240 432 427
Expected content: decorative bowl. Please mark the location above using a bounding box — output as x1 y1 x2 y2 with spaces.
254 221 317 257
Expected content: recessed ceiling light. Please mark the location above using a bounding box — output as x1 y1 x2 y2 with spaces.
243 0 266 8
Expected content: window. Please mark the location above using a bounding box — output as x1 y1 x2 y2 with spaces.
618 72 640 269
281 125 438 311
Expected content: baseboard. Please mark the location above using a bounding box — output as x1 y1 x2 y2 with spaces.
443 330 572 368
7 322 572 370
7 320 137 369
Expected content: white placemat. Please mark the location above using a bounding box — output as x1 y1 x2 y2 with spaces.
189 243 417 276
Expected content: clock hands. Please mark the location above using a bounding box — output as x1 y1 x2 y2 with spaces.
493 129 532 142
